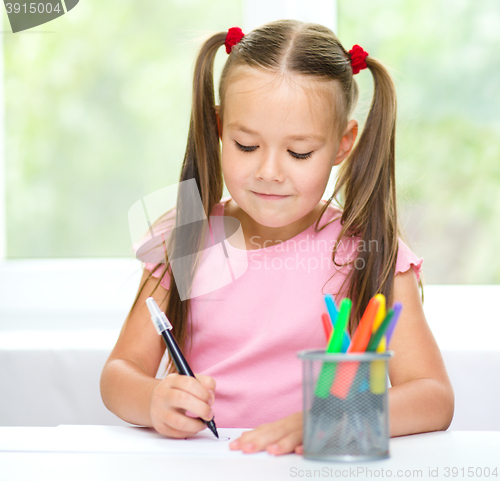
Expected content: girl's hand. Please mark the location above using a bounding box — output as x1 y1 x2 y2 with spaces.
150 373 216 438
229 412 303 456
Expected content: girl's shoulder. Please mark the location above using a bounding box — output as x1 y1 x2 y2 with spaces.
395 237 424 282
136 197 227 251
313 201 424 281
132 208 176 264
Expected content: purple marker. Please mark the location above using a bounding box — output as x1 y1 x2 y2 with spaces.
385 302 403 347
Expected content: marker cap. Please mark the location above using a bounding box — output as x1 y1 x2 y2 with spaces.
146 297 172 335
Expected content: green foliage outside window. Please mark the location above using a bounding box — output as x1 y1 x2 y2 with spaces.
4 0 500 283
339 0 500 283
4 0 241 258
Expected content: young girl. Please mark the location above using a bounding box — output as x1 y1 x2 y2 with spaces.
100 19 454 456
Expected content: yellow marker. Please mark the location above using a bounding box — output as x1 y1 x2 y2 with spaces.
372 294 386 352
370 294 387 394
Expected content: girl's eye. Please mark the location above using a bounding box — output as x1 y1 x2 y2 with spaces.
234 141 313 160
234 141 258 153
289 150 313 160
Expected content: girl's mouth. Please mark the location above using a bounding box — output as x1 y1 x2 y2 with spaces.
252 191 290 200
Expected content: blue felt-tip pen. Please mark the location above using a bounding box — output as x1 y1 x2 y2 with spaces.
146 297 219 439
324 294 351 352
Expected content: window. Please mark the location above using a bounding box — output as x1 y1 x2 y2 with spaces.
2 0 498 298
2 0 241 259
338 0 500 284
0 0 338 330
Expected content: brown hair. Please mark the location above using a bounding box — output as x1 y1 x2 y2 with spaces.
131 19 424 370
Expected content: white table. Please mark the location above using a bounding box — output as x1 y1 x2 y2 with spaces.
0 426 499 481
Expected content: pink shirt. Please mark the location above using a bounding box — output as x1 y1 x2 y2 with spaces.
140 197 423 428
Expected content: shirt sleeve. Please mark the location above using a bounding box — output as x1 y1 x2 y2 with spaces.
143 261 171 291
395 237 424 282
132 218 173 291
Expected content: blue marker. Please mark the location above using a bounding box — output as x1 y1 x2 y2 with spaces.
324 294 351 352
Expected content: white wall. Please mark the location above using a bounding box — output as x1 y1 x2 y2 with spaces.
1 262 499 430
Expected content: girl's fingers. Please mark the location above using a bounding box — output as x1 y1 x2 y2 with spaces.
154 408 206 438
194 374 216 392
231 426 302 454
229 412 302 453
150 373 217 439
229 426 277 452
295 444 304 455
161 386 214 422
165 373 214 406
266 430 303 456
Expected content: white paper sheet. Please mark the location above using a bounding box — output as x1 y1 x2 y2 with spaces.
0 425 268 457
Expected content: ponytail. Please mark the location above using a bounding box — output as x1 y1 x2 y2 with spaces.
128 32 227 372
329 57 402 333
164 32 226 364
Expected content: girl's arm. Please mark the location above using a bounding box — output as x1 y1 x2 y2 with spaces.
100 268 215 437
385 267 454 436
230 267 454 455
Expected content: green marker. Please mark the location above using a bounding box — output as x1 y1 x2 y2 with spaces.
366 308 394 352
314 298 352 398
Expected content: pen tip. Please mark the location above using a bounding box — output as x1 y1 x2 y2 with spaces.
208 420 219 439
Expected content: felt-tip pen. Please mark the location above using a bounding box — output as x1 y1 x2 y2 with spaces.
146 297 219 439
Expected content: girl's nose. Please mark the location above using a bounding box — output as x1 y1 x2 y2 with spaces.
255 152 285 183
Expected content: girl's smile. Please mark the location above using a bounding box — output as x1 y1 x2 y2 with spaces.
251 191 291 201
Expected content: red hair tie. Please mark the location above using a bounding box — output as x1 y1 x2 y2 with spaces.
349 45 369 75
225 27 245 54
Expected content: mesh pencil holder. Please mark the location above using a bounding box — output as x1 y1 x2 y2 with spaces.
297 349 394 462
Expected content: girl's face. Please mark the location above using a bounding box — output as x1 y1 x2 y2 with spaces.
220 67 356 239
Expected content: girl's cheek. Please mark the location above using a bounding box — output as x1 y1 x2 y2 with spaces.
226 163 252 184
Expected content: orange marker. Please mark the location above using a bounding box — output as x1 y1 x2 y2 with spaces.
350 297 381 352
330 296 380 399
